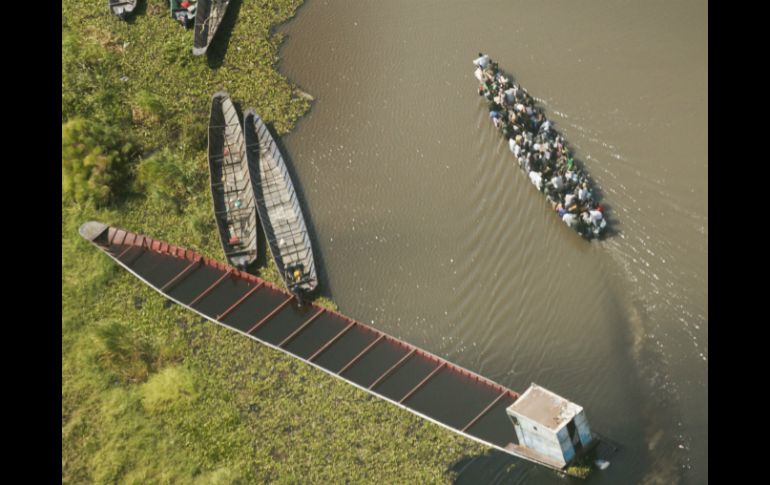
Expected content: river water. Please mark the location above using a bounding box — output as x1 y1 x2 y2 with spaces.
276 1 707 483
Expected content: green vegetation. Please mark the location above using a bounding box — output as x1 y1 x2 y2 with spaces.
565 462 592 479
62 1 485 483
565 448 598 479
137 148 200 212
312 295 339 312
62 117 137 206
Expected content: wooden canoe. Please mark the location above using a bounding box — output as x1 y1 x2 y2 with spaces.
208 92 259 270
192 0 231 56
243 109 318 296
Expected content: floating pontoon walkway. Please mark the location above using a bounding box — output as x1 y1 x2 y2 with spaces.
78 221 570 471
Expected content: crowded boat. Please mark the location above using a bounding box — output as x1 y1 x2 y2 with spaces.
473 53 608 239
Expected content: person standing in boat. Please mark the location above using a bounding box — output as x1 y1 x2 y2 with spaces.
501 120 513 138
551 173 565 193
509 137 520 157
562 212 578 227
489 110 501 128
578 182 590 203
473 53 490 69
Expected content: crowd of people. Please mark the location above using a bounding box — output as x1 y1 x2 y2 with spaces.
473 53 608 239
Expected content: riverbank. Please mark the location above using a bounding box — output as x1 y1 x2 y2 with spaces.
62 1 485 482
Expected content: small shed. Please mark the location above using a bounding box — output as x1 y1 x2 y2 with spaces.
505 384 593 467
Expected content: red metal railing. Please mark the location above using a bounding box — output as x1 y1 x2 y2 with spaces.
338 334 385 375
189 269 233 307
399 362 447 404
308 320 357 362
216 281 264 319
246 294 294 334
91 224 522 407
368 348 416 390
279 308 324 347
160 258 202 292
461 390 510 432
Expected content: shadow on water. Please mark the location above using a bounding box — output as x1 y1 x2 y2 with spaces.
450 450 530 485
206 0 243 69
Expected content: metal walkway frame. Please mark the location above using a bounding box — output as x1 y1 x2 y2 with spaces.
79 221 572 472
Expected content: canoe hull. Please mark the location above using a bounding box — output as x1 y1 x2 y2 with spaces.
192 0 231 56
243 110 318 295
208 92 259 270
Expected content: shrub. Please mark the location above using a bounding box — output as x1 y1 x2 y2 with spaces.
136 148 196 211
314 296 338 311
187 202 217 246
89 320 157 384
131 90 167 125
62 117 136 206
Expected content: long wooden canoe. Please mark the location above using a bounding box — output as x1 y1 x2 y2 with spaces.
192 0 231 56
208 92 259 270
243 109 318 296
473 55 610 240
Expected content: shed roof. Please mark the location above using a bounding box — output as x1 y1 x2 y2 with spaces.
506 384 582 431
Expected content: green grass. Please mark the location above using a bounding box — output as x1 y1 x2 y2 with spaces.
62 1 487 483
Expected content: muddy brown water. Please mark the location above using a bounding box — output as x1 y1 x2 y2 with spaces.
274 1 707 483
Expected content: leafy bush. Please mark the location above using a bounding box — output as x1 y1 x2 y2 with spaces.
137 148 197 211
187 201 217 246
89 320 157 384
131 90 167 125
314 296 338 311
62 117 136 206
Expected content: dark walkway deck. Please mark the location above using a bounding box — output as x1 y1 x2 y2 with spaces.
79 221 564 470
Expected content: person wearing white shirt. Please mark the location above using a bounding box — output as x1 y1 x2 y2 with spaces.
529 171 543 190
578 184 589 201
473 53 490 69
